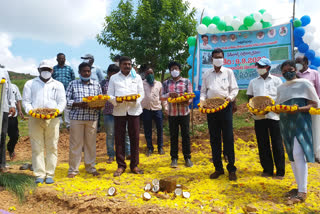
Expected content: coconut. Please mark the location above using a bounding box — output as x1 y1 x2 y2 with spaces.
107 187 117 196
152 178 159 186
176 184 182 188
142 192 151 201
182 191 190 199
152 185 160 193
144 183 152 191
174 188 182 196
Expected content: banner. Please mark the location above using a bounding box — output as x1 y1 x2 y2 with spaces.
195 23 293 90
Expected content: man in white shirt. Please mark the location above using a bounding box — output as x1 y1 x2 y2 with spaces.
23 60 66 184
247 58 285 178
200 48 239 181
107 56 145 177
0 68 16 172
7 83 24 160
200 35 212 50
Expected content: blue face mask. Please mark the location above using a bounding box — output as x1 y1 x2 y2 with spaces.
80 75 91 82
283 71 296 81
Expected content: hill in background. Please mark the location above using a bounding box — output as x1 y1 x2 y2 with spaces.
9 71 36 80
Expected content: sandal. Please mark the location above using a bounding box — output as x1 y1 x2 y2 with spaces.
67 174 77 178
131 167 144 174
113 168 125 177
90 171 100 176
19 163 31 170
287 192 307 205
285 188 298 198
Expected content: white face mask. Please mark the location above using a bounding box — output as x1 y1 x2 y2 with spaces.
212 58 224 67
40 71 52 80
83 59 90 63
296 63 303 72
171 69 180 78
114 62 119 66
257 68 268 75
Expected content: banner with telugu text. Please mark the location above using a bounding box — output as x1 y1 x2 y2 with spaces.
196 23 293 90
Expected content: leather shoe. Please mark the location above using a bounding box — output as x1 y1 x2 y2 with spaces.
126 155 131 160
185 159 193 167
210 171 224 179
229 172 237 181
106 156 114 164
170 159 178 168
146 149 153 157
158 148 165 155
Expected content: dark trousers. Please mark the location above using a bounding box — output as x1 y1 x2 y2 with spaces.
7 117 19 154
142 109 163 152
168 114 191 160
254 119 285 176
114 115 140 170
0 112 9 168
207 104 236 173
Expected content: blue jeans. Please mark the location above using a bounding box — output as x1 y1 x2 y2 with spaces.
142 109 163 152
104 114 130 158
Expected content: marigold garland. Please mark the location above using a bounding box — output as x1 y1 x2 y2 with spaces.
168 93 196 103
29 108 59 119
198 100 229 114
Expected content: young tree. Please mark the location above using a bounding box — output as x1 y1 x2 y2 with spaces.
97 0 196 81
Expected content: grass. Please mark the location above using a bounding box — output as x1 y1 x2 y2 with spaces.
0 173 36 202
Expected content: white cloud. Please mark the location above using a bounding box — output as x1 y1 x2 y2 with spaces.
0 0 109 46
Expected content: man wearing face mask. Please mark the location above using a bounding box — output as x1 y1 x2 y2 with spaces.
22 60 66 184
161 61 193 168
141 66 165 157
247 58 285 178
296 56 320 163
200 48 239 181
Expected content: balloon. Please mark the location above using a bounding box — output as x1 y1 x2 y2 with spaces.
305 50 316 60
309 65 318 70
217 21 226 31
187 56 193 66
206 24 217 34
231 18 242 30
225 26 234 32
298 43 309 53
294 27 305 38
187 36 196 46
224 15 233 25
315 49 320 57
251 22 262 30
189 46 196 55
261 21 272 28
309 41 320 50
301 15 311 26
253 12 262 22
197 24 207 35
262 12 272 22
295 51 305 59
293 19 302 27
311 57 320 67
238 25 248 31
303 32 314 45
202 16 212 27
259 9 266 14
243 16 255 27
294 37 303 47
188 68 193 77
212 16 220 25
290 18 298 23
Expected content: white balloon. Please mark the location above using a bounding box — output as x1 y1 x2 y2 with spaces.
231 18 241 30
238 11 247 22
251 22 262 30
262 12 272 22
253 12 262 22
197 24 207 35
303 32 314 45
295 51 304 59
207 24 218 34
224 15 233 25
304 25 316 34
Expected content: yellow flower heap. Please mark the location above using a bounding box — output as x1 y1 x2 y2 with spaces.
198 100 230 114
116 94 141 102
29 109 59 119
82 94 110 103
167 92 196 103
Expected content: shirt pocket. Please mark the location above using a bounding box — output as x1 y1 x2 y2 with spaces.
219 77 229 90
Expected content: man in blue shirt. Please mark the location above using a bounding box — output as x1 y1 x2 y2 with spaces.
53 53 75 129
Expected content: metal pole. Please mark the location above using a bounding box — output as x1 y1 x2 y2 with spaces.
291 0 296 58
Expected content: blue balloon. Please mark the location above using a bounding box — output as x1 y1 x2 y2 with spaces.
309 65 318 70
301 15 311 27
290 18 298 23
189 46 195 55
187 55 197 66
311 57 320 67
305 50 316 60
298 43 309 53
294 27 305 38
294 37 303 47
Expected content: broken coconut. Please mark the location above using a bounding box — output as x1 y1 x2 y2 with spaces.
152 178 159 186
182 191 190 199
152 185 160 193
107 187 117 196
142 192 151 201
159 177 176 193
144 183 152 191
174 188 182 196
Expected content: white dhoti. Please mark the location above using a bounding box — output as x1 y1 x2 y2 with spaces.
311 114 320 160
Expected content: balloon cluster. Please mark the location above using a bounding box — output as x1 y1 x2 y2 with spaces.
293 15 320 70
194 9 272 35
187 37 197 78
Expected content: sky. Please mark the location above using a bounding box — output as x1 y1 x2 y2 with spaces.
0 0 318 76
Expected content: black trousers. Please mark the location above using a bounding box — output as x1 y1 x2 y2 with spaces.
7 117 19 154
168 114 191 161
254 119 285 176
207 104 236 173
0 112 9 168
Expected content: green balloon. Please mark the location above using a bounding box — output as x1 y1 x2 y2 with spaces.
187 36 196 46
238 25 248 31
259 9 266 14
212 16 220 25
261 21 272 28
293 19 302 27
243 16 255 27
202 16 212 27
217 21 226 31
225 26 234 32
